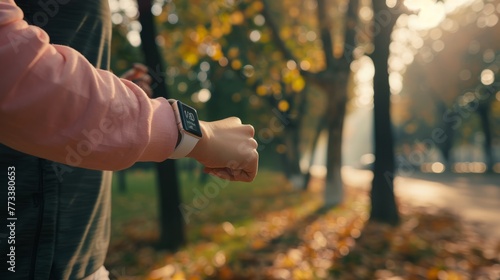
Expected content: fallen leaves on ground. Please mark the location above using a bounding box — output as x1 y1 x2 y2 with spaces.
332 204 500 280
107 184 500 280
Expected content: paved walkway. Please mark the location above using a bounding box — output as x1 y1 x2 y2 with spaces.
341 167 500 238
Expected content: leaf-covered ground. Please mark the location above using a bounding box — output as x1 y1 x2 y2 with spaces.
106 171 500 280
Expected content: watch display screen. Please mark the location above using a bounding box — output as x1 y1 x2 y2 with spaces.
177 102 202 138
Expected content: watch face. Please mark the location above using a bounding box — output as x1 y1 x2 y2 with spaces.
177 102 202 138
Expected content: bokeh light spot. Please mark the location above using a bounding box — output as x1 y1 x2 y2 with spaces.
249 30 261 42
243 65 255 77
168 14 178 24
481 69 495 85
151 3 162 16
111 13 123 25
253 14 265 26
126 30 141 47
177 82 187 93
278 100 290 112
300 61 311 71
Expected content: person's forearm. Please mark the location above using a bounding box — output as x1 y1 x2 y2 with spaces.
0 0 177 170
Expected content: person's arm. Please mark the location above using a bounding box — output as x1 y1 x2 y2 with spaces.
0 0 177 170
0 0 258 181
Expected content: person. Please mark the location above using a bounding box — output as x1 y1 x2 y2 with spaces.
0 0 259 279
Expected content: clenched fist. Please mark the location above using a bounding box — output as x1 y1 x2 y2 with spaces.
188 117 259 182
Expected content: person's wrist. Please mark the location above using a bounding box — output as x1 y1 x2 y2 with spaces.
187 121 209 160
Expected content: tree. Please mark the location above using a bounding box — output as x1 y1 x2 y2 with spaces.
398 0 500 173
262 0 360 205
370 0 400 225
136 0 362 203
137 0 185 250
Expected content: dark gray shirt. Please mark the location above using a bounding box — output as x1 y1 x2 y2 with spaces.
0 1 112 279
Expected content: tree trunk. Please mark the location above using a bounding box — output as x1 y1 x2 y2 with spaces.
435 98 455 171
284 122 305 189
370 1 399 225
288 86 313 190
303 117 327 190
138 0 185 250
478 103 493 172
262 0 359 199
117 170 127 193
322 77 348 206
155 161 184 250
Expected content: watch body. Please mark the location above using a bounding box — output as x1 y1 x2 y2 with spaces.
168 99 202 159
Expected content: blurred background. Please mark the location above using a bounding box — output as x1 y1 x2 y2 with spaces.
105 0 500 279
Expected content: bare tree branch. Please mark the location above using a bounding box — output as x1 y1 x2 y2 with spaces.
316 0 336 71
339 0 360 71
261 0 298 63
261 0 313 78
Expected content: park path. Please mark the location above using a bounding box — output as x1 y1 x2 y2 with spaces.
341 167 500 238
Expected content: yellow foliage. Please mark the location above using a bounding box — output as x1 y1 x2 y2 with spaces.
210 18 223 38
221 22 232 35
156 9 168 23
184 52 199 66
172 272 186 280
211 27 223 39
282 70 293 84
251 239 266 250
231 59 242 70
178 37 200 66
278 100 290 112
271 83 282 94
211 14 233 39
218 266 234 279
245 1 264 17
292 268 313 280
252 1 264 12
289 7 300 18
195 25 208 43
292 77 305 92
447 271 463 280
282 255 295 268
219 14 232 35
271 51 283 61
257 85 268 96
210 45 223 61
230 11 244 25
491 100 500 114
280 26 292 40
228 47 239 59
427 268 440 280
259 31 271 43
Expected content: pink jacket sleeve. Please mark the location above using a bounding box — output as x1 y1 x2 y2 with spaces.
0 0 178 171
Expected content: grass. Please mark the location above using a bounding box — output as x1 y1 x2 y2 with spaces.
105 169 500 280
106 168 324 278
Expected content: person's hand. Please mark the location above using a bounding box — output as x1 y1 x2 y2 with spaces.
120 63 153 97
188 117 259 182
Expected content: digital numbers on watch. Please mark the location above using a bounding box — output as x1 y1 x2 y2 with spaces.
177 102 202 138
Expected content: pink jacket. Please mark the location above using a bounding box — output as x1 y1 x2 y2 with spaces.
0 0 178 170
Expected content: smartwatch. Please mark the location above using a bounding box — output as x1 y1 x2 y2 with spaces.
168 99 203 159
